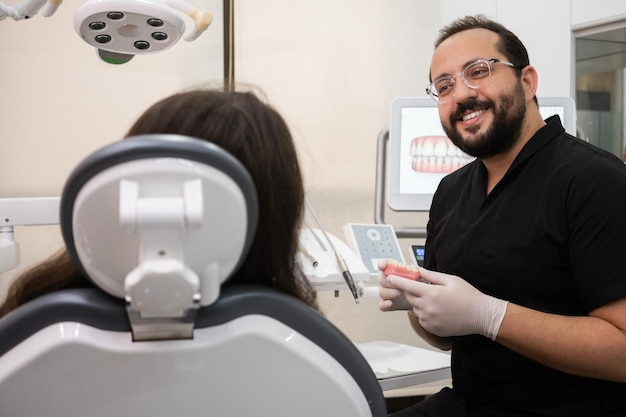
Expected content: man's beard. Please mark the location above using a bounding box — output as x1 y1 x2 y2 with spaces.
441 82 526 159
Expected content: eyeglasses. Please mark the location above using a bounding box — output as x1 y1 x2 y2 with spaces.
425 58 523 104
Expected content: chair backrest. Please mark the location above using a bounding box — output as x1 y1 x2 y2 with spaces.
0 135 387 417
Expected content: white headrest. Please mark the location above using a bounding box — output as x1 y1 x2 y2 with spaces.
60 135 258 318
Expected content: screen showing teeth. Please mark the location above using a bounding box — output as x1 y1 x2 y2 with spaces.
389 97 482 211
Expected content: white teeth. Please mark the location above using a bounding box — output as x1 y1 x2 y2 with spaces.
434 140 448 157
462 110 484 121
410 135 474 173
421 140 434 155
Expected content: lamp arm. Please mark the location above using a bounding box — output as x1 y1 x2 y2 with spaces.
2 0 61 20
162 0 213 41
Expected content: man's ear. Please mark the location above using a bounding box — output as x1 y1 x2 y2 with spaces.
520 65 539 103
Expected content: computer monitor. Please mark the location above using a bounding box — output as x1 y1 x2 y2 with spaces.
386 96 577 212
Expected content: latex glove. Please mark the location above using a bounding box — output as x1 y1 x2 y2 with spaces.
386 267 508 340
377 259 414 311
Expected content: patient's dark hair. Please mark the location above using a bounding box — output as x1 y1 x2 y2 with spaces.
1 88 317 317
0 249 91 316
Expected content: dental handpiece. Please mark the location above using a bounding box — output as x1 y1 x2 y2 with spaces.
334 250 360 303
304 197 360 303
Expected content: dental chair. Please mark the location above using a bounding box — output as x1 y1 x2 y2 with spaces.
0 135 387 417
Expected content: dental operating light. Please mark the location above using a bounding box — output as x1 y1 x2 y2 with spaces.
75 0 212 64
1 0 212 64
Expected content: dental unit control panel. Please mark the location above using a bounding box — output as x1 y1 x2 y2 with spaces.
343 223 405 275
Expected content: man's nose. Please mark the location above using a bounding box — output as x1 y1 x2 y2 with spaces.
452 78 478 103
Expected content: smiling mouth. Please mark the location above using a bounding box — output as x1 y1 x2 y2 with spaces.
462 109 486 121
410 135 474 173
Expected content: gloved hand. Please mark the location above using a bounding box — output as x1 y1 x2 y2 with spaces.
377 259 414 312
384 267 508 340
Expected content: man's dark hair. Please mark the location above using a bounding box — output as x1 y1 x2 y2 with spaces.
435 15 530 70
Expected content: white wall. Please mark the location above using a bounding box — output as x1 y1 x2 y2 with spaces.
236 0 437 194
571 0 626 28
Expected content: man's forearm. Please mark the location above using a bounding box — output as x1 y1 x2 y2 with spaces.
497 301 626 382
